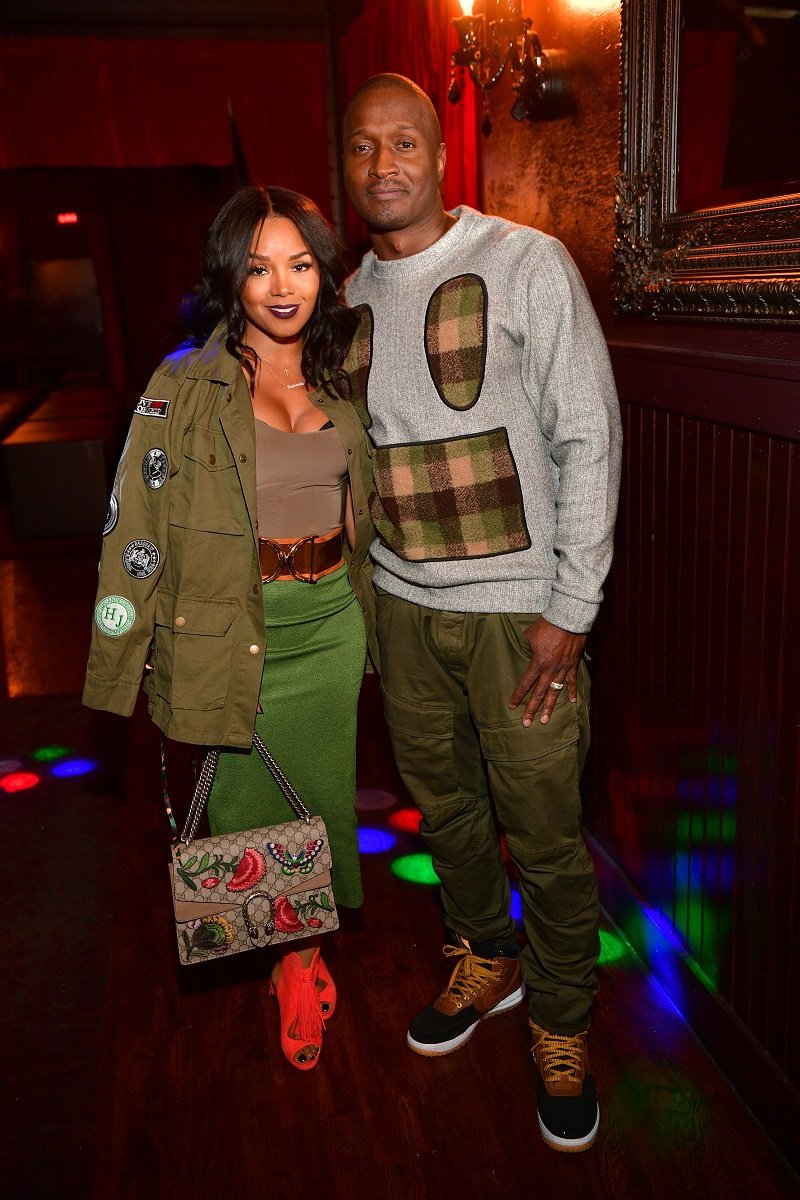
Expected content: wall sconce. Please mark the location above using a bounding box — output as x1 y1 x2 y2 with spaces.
449 0 570 135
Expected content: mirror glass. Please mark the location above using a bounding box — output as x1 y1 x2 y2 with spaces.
677 0 800 212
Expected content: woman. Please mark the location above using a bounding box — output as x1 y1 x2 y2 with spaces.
84 186 377 1071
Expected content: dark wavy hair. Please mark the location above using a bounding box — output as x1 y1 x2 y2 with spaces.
183 185 358 397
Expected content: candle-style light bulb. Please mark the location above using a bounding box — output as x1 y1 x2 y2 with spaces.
459 0 475 14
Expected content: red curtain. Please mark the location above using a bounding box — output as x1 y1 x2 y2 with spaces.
0 38 330 213
339 0 480 246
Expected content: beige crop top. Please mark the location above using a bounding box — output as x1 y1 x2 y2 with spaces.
254 418 348 539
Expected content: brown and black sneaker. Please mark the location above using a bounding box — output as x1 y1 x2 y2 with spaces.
529 1019 599 1152
406 937 525 1056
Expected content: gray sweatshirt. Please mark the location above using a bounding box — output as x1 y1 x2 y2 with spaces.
345 206 622 633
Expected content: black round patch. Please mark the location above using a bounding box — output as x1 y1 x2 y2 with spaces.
103 493 119 536
142 448 169 490
123 539 160 580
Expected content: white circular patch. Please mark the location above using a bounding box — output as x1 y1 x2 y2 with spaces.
103 493 119 536
95 595 135 637
142 448 169 490
123 539 160 580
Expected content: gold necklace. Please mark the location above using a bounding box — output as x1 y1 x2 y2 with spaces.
261 357 306 391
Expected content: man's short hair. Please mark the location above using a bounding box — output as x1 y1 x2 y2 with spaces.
343 73 443 144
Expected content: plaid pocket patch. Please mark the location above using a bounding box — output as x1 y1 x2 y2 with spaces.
343 304 373 424
424 274 487 411
371 427 531 561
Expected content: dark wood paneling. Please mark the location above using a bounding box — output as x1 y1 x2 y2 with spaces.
608 342 800 440
585 347 800 1163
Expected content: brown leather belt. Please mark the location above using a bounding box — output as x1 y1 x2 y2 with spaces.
259 528 344 584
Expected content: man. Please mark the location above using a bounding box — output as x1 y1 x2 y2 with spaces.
342 74 622 1153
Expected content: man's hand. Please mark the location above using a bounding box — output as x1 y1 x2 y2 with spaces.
508 616 586 726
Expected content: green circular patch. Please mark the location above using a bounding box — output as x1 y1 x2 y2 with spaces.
95 594 135 637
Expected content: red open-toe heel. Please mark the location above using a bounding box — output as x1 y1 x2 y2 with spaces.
270 951 324 1071
316 954 337 1020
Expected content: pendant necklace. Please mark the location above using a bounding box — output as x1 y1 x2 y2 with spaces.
262 357 305 390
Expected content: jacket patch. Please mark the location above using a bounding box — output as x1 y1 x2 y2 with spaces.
371 427 531 561
142 448 169 489
95 595 135 637
135 396 170 419
343 304 373 423
103 493 119 536
123 539 160 579
424 274 487 411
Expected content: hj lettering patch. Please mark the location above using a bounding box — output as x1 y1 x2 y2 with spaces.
135 396 170 419
95 595 135 637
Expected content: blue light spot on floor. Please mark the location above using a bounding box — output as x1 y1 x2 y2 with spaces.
357 827 396 854
51 758 97 778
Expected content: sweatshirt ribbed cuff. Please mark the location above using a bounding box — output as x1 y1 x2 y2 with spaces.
541 591 599 635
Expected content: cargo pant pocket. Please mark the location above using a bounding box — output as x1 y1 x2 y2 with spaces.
382 688 496 869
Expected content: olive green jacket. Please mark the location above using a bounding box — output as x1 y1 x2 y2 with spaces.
83 327 378 748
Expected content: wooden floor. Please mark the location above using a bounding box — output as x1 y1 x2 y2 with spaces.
2 525 798 1200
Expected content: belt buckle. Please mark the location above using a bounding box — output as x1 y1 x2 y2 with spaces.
261 535 317 584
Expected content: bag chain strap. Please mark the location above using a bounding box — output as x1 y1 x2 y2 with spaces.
177 732 312 845
251 732 312 825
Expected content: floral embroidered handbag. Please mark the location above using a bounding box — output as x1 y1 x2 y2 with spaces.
168 732 338 966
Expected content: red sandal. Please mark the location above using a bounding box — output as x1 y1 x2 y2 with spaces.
270 950 324 1070
316 954 337 1019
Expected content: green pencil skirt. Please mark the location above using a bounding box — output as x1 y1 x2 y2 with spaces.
208 564 367 908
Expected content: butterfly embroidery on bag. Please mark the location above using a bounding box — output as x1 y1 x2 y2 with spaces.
266 838 324 876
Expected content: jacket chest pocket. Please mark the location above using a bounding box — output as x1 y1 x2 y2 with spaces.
153 592 236 712
170 426 245 535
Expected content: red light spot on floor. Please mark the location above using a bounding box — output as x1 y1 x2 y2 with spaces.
0 771 41 793
388 807 423 833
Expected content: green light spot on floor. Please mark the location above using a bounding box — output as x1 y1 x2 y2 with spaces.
391 853 440 885
32 745 71 762
598 928 633 966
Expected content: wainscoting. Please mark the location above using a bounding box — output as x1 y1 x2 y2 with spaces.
586 337 800 1168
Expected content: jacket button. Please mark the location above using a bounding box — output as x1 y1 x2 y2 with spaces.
358 508 363 516
208 454 216 465
249 644 260 655
239 453 247 463
174 616 186 628
347 448 352 455
253 584 260 594
226 396 232 404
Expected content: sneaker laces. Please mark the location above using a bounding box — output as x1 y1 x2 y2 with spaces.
441 940 503 1004
530 1025 587 1084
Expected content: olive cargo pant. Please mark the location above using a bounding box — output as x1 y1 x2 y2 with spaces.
377 591 599 1035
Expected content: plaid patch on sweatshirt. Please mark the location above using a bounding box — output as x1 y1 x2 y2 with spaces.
371 427 531 561
343 304 373 422
424 274 487 411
